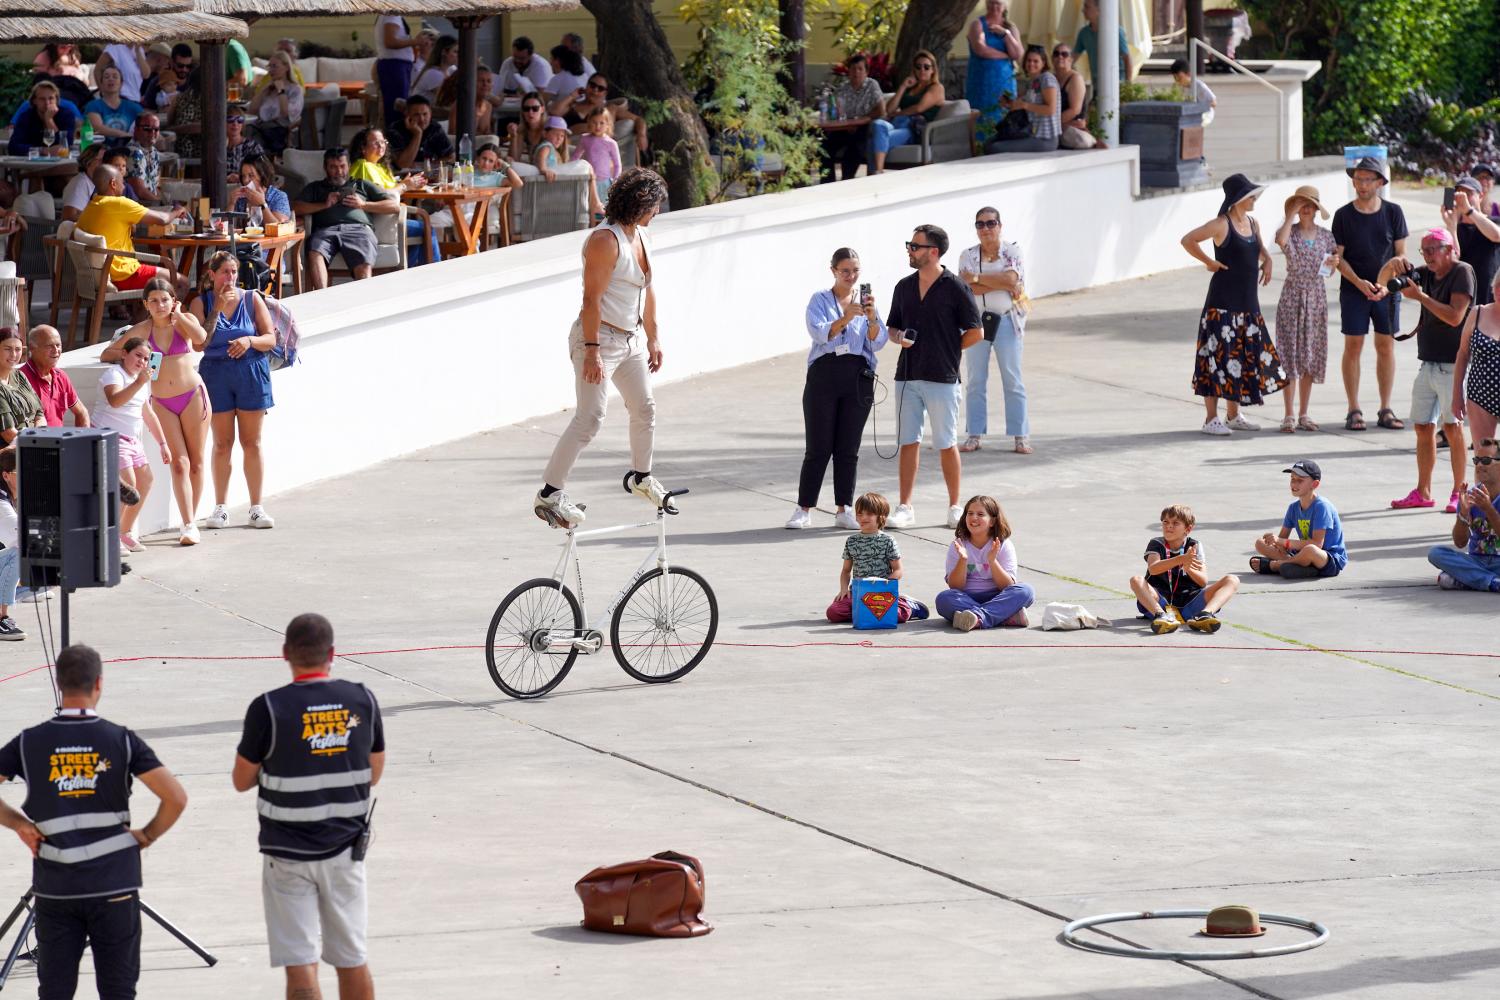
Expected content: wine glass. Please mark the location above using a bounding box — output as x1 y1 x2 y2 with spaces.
41 127 56 150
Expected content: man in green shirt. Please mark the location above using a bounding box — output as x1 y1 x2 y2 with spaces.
1075 0 1131 83
291 148 398 288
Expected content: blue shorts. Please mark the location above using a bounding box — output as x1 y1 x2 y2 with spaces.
200 356 274 414
896 379 962 449
1320 552 1347 577
1137 590 1206 619
1339 284 1398 336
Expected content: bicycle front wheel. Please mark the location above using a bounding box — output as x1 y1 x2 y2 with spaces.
486 578 583 699
610 566 718 683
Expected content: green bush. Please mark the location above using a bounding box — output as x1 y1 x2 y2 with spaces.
0 57 36 123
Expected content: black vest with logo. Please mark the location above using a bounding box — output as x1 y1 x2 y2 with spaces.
17 716 141 899
256 678 376 858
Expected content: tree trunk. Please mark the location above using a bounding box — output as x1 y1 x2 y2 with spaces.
584 0 713 211
779 0 807 104
892 0 976 81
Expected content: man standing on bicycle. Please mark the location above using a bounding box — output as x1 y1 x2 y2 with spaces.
535 167 674 529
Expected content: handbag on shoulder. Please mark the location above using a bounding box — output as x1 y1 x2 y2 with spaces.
574 851 713 937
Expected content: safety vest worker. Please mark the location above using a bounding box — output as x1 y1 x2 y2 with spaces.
0 644 188 1000
234 612 384 999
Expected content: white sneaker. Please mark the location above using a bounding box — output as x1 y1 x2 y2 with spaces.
179 523 200 546
534 489 586 528
833 509 860 531
120 532 144 553
887 504 916 529
1201 418 1232 437
1438 572 1465 591
626 473 673 509
248 506 275 529
785 508 814 529
205 505 229 529
953 609 981 632
947 504 964 529
1225 414 1260 431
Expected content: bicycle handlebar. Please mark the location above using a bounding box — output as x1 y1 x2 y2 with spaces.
662 488 689 515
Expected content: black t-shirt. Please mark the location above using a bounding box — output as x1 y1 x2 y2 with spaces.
387 120 455 162
887 268 981 384
1412 261 1476 363
1144 535 1204 607
1331 200 1408 292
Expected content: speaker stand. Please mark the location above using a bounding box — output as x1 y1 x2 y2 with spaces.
58 588 69 650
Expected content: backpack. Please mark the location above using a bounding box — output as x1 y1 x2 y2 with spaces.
257 292 302 371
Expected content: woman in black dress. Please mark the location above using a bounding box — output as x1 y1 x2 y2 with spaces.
1448 177 1500 306
1179 174 1288 436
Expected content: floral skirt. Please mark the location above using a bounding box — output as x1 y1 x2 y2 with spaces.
1193 307 1287 404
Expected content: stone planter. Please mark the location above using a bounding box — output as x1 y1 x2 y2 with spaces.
1120 100 1211 188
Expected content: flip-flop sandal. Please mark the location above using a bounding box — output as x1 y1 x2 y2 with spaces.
1278 563 1320 579
1248 556 1275 575
958 435 983 453
1297 415 1320 431
1279 415 1297 433
1344 409 1366 431
1377 408 1405 430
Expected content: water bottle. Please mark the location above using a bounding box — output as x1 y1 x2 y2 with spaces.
78 118 93 151
459 133 473 164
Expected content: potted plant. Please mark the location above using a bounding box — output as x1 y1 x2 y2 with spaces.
1118 81 1211 188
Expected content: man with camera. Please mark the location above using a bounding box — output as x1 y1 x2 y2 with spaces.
234 613 384 1000
0 644 188 999
1378 228 1473 512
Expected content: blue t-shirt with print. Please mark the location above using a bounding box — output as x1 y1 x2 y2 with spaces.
1282 496 1347 572
1464 504 1499 556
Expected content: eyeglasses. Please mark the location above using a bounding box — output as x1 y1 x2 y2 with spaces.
834 267 860 278
905 241 937 251
975 219 1000 229
1420 245 1450 256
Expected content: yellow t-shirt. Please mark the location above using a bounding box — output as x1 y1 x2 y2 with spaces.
349 159 397 190
75 196 150 284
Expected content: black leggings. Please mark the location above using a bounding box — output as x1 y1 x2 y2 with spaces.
798 354 873 508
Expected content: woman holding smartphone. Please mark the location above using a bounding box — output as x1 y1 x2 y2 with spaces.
96 337 172 556
786 247 889 529
101 277 211 545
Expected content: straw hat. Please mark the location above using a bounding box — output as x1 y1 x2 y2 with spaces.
1283 184 1329 220
1200 904 1266 938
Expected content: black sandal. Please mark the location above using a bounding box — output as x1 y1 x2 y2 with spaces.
1279 563 1320 579
1249 556 1275 575
1377 408 1405 430
1344 409 1366 431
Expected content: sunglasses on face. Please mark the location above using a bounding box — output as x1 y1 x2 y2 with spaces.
915 63 934 70
523 105 542 112
975 219 1000 229
227 116 245 124
1053 50 1072 58
905 241 937 251
587 82 607 92
1475 456 1499 466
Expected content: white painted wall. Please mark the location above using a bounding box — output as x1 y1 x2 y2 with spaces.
63 147 1350 535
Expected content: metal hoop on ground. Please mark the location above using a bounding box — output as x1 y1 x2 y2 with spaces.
1060 909 1329 961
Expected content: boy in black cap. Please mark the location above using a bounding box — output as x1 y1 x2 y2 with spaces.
1250 459 1348 579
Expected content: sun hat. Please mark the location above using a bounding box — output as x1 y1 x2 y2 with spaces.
1218 173 1264 216
1200 904 1266 938
1283 459 1322 480
1345 155 1390 184
148 42 173 58
545 116 569 131
1282 184 1329 220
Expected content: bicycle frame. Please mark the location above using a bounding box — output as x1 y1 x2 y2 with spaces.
547 506 673 645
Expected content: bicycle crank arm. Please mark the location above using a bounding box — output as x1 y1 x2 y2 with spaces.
541 630 604 654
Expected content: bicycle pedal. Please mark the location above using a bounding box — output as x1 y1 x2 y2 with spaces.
533 504 583 530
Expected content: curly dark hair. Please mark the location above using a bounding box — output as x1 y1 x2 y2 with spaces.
603 167 668 226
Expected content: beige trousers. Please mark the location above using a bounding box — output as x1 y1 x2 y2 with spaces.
543 320 656 489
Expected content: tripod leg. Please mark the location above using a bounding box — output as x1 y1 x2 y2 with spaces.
0 893 31 941
138 901 217 967
0 908 36 989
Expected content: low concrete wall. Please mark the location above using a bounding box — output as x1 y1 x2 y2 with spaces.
64 146 1351 535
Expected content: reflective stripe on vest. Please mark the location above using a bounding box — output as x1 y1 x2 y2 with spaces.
37 831 138 865
35 811 131 837
259 768 372 793
256 798 369 823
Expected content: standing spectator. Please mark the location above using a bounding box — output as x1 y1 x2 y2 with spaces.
374 14 418 128
225 113 267 185
1471 163 1499 216
966 0 1022 129
411 34 458 104
190 253 277 531
1075 0 1131 82
1445 177 1500 306
498 36 552 94
1272 185 1339 432
543 45 590 114
20 325 88 428
1378 228 1474 512
819 54 884 183
387 95 454 169
350 128 438 268
76 165 190 297
0 644 189 990
1170 59 1216 124
0 450 22 639
124 113 165 204
1179 173 1287 436
1051 45 1096 149
7 80 75 156
168 68 205 165
140 49 182 115
95 43 148 102
1332 156 1408 431
1453 275 1500 444
870 51 945 174
0 331 44 445
407 30 438 93
987 46 1060 153
95 337 171 555
84 66 144 145
572 107 621 206
885 224 982 529
292 149 399 289
247 51 304 155
787 248 888 530
958 207 1030 454
232 614 384 1000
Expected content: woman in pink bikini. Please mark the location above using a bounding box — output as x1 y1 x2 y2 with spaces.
101 277 211 545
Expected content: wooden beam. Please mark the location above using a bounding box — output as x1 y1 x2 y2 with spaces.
201 39 227 210
454 15 488 146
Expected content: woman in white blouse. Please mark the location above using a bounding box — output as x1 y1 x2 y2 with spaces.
246 51 303 154
411 35 458 103
958 205 1031 454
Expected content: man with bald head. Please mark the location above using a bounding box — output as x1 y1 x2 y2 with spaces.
19 326 88 427
76 164 188 298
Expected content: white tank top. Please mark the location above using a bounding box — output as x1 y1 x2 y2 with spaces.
375 16 414 61
592 222 652 332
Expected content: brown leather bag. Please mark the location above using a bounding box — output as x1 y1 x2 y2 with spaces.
574 851 713 937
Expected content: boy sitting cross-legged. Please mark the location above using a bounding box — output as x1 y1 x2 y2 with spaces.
1129 503 1240 635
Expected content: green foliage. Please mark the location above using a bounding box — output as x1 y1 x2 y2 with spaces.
821 0 906 58
1119 81 1191 104
0 58 36 124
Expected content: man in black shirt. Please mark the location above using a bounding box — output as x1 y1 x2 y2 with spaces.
1331 157 1408 431
387 95 454 169
885 224 982 530
0 645 187 999
292 148 398 289
1378 228 1473 511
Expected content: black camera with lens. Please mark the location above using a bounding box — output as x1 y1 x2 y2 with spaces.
1386 273 1414 293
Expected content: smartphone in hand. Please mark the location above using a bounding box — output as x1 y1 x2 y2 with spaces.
1444 186 1456 211
859 282 872 306
148 351 163 381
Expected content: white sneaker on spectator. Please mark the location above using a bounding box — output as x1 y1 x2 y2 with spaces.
953 609 981 632
887 504 916 529
833 509 859 530
180 523 200 546
248 505 275 529
121 532 145 553
15 588 52 604
785 508 813 529
205 505 230 529
1201 418 1232 437
1437 572 1465 590
947 504 964 529
1225 414 1260 431
534 489 586 528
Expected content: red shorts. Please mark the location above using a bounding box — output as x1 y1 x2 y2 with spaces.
112 264 159 291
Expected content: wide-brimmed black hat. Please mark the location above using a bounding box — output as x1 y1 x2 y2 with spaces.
1346 156 1390 184
1218 173 1264 216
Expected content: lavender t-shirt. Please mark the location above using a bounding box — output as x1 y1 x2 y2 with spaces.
945 537 1018 594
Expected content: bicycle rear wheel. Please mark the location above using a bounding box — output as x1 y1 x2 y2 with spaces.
486 578 583 699
610 566 718 683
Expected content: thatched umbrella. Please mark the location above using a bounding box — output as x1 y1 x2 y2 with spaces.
0 0 191 12
0 10 248 43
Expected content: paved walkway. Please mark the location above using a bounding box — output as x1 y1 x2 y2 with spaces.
2 215 1496 997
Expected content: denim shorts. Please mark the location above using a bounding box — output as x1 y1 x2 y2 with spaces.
896 379 962 449
200 356 274 414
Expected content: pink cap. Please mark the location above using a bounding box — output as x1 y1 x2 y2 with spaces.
1422 227 1454 246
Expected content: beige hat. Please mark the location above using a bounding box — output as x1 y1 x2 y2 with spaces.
148 42 173 57
1200 904 1266 938
1284 184 1329 220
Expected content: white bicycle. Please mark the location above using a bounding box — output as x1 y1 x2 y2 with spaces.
486 486 719 699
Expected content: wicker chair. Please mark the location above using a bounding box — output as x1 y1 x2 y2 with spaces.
63 228 178 348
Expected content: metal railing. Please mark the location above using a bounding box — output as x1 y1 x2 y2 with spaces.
1189 36 1287 161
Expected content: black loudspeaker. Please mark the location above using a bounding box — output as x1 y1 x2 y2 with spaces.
17 428 120 590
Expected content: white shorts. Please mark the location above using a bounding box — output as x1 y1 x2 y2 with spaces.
1410 360 1458 426
262 847 368 969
